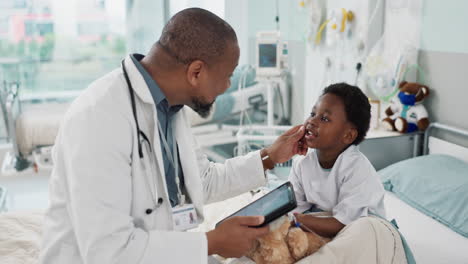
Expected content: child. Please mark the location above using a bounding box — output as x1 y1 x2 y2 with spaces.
289 82 385 238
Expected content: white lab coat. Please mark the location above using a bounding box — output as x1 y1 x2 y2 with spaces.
40 55 266 264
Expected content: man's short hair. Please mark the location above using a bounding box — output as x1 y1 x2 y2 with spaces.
322 83 371 145
158 8 237 65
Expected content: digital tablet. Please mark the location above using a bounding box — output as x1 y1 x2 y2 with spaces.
216 181 297 227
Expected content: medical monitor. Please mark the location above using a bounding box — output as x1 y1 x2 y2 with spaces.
256 31 282 76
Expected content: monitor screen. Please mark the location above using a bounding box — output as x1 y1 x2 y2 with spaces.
258 43 277 68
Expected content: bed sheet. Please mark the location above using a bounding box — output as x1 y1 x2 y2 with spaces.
385 191 468 264
0 210 43 264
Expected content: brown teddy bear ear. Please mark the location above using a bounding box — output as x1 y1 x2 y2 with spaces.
399 81 408 88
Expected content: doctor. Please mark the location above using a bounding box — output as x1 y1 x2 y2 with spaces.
40 8 306 264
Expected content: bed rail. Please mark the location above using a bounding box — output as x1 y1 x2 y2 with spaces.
423 122 468 155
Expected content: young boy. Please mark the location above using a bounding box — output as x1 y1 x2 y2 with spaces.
290 82 385 238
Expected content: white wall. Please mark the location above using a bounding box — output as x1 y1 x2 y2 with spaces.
224 0 249 66
418 0 468 132
420 0 468 54
303 0 385 118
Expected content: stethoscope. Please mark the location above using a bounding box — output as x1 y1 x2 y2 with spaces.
121 60 164 215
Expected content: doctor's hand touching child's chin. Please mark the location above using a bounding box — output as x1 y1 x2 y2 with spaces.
263 125 307 165
206 216 269 258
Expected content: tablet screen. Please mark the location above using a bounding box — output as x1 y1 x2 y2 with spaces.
230 182 293 217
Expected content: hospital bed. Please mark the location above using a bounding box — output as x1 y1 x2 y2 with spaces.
0 123 467 263
190 65 291 162
199 122 468 263
0 81 72 175
381 123 468 263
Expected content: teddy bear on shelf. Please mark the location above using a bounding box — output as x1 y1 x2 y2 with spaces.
382 81 430 133
246 216 330 264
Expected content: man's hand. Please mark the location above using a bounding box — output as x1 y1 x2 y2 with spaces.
206 216 269 258
265 125 306 164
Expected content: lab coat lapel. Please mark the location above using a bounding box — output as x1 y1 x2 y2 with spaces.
123 55 170 201
173 110 205 220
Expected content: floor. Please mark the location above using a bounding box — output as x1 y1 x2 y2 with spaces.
0 172 50 212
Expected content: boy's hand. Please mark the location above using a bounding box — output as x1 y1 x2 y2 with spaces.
293 212 307 224
292 212 344 237
266 125 307 164
207 216 269 258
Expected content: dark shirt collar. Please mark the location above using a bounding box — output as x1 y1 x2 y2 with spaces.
130 54 183 113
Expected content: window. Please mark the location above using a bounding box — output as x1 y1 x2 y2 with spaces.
24 21 35 37
0 0 26 9
95 0 105 9
36 22 54 36
77 22 108 36
169 0 224 19
0 0 127 96
0 0 129 141
0 0 227 141
0 17 9 36
14 0 27 8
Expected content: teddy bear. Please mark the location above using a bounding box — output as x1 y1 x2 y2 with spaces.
246 216 330 264
382 81 430 133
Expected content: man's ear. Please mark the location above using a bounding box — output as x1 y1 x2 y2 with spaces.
343 127 358 145
186 60 204 86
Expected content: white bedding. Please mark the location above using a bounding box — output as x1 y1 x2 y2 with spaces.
1 187 466 264
196 190 408 264
384 191 468 264
0 211 43 264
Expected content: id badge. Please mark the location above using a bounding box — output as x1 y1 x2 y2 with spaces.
172 204 199 231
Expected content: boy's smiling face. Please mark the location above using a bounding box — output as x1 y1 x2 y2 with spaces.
303 93 357 153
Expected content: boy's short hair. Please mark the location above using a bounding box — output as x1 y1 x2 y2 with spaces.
322 83 371 145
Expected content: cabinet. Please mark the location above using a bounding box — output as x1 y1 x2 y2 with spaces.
360 130 423 170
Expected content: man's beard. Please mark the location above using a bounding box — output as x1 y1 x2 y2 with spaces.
191 97 214 118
